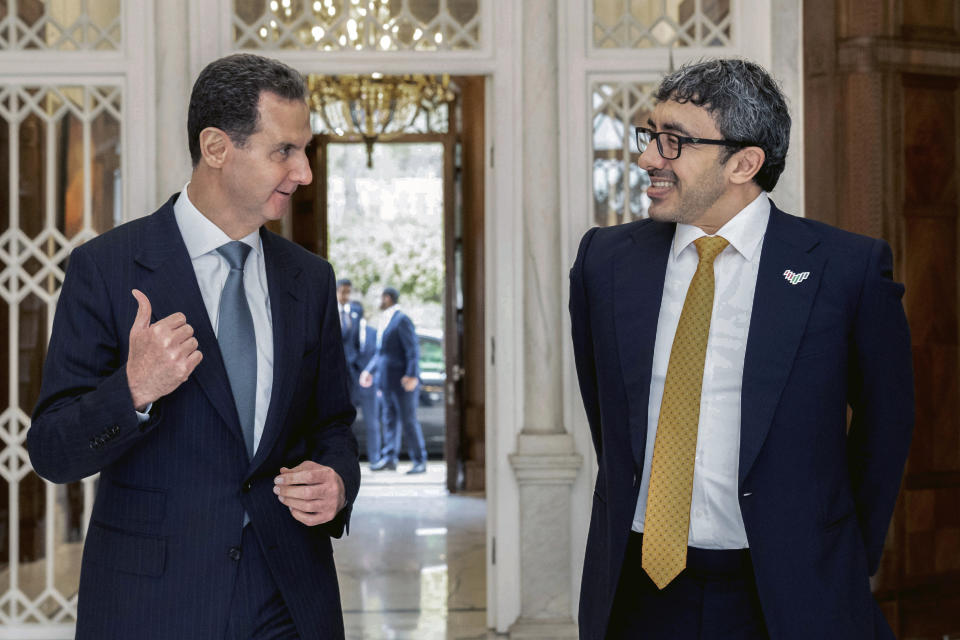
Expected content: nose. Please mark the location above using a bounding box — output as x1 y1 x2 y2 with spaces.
292 150 312 185
638 141 666 172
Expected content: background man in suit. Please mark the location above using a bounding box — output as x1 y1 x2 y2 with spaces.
27 53 360 640
354 310 384 467
337 277 362 397
570 59 913 640
359 287 427 474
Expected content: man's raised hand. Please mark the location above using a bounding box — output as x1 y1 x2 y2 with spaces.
126 289 202 411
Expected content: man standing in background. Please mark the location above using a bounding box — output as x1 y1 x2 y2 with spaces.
355 309 384 468
360 287 427 474
337 277 363 398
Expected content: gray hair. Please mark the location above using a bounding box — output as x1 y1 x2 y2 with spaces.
655 58 790 192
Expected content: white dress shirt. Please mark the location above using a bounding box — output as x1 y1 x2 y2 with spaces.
173 185 274 454
376 304 400 349
338 302 353 330
358 318 368 349
633 193 770 549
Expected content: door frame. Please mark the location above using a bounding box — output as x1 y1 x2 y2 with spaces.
307 132 464 491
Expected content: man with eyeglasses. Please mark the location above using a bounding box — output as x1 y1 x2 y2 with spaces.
571 59 912 639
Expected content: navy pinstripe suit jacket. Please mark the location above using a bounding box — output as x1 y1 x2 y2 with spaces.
571 203 913 640
28 194 360 639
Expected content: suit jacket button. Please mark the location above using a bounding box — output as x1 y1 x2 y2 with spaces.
242 481 252 493
228 547 242 561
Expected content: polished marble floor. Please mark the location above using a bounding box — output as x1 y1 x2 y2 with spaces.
336 462 501 640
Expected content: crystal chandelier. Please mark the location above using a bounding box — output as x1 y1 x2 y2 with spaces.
308 73 456 168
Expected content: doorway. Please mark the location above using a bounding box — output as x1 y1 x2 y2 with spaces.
288 75 486 494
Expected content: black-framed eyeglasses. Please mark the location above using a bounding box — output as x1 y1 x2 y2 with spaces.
635 126 752 160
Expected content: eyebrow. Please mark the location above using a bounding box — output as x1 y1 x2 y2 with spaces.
271 139 308 153
658 119 694 137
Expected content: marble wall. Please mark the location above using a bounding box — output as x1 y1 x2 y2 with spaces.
522 0 563 435
770 0 805 216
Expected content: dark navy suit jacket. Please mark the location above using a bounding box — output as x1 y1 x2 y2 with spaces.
570 202 913 640
357 323 379 395
364 308 419 392
354 323 380 416
341 301 363 381
28 195 360 640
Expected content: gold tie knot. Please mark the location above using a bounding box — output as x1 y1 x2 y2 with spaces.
693 235 729 264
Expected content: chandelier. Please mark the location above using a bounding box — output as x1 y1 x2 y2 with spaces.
308 73 456 168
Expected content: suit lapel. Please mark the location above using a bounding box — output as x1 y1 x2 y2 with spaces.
249 230 304 471
739 205 825 484
134 201 244 444
385 308 401 337
613 221 674 469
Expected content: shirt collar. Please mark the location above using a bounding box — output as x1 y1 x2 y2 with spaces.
173 183 262 259
672 192 770 262
381 305 400 324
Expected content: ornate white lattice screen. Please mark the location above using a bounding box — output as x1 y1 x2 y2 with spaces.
0 0 122 51
0 82 121 630
0 1 143 636
232 0 481 51
587 0 732 227
591 81 657 227
592 0 731 49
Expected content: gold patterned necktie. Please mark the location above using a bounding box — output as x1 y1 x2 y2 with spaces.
641 235 729 589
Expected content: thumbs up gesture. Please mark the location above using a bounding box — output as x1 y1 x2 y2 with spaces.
126 289 203 411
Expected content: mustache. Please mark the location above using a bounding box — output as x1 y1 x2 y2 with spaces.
647 170 677 181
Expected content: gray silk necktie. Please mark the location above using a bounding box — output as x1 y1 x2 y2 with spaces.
216 241 256 459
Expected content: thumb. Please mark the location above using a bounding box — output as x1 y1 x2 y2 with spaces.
131 289 152 330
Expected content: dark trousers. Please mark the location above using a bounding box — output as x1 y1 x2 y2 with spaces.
606 531 769 640
224 525 299 640
379 385 426 464
357 387 382 463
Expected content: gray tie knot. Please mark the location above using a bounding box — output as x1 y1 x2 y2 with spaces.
217 241 251 271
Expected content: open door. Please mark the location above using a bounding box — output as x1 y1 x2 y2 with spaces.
288 75 485 493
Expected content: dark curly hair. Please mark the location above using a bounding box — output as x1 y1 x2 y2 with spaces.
655 58 791 192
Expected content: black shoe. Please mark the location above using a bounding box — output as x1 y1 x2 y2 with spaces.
370 458 397 471
406 462 427 475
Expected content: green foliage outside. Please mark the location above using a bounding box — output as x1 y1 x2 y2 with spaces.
327 142 445 332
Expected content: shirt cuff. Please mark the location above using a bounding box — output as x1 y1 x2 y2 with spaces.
135 402 153 423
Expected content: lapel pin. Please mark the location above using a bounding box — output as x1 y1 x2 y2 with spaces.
783 269 810 285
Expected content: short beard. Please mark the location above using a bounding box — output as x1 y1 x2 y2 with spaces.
647 165 726 227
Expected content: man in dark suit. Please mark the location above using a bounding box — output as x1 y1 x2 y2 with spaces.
359 287 427 474
336 278 362 393
27 54 360 640
570 59 913 640
354 311 383 466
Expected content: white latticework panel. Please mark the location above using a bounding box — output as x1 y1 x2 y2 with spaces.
233 0 481 51
0 83 119 627
591 81 658 227
593 0 731 49
0 0 122 51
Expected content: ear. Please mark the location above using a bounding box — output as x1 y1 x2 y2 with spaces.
727 146 766 185
198 127 230 169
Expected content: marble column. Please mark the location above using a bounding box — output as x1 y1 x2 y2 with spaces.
510 1 582 637
509 434 582 638
154 0 192 198
770 0 804 216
